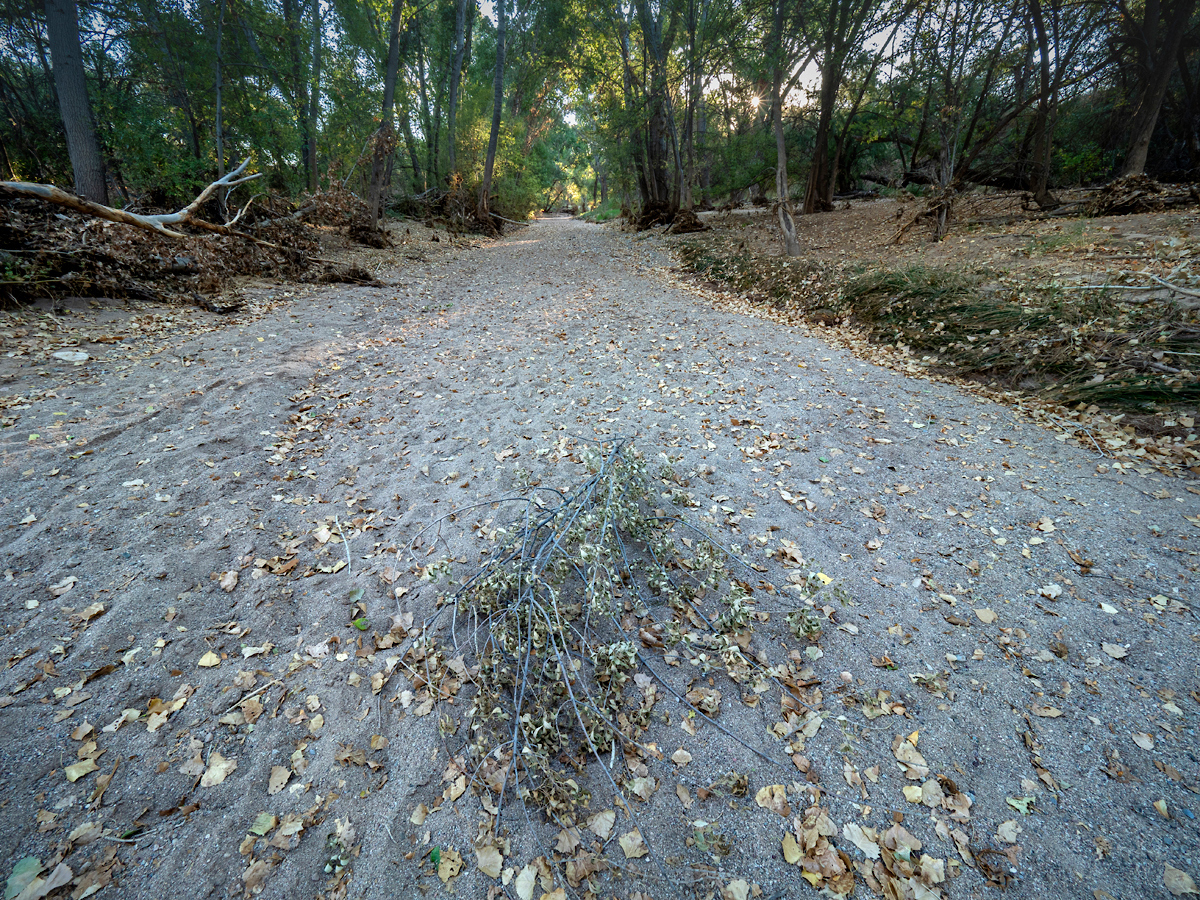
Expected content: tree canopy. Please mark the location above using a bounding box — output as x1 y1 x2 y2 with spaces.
3 0 1198 222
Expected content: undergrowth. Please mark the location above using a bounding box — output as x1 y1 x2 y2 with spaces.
676 241 1200 410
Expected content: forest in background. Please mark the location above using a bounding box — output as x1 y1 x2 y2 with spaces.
2 0 1200 227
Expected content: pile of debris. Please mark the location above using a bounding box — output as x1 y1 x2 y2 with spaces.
1087 175 1200 216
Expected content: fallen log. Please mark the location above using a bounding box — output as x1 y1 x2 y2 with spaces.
2 158 260 238
0 158 320 262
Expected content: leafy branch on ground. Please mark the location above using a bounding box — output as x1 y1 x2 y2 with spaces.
400 441 855 894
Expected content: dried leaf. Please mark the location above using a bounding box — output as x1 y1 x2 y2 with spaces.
200 752 237 787
618 830 648 859
267 765 290 795
514 865 537 900
1102 643 1128 659
475 845 503 879
586 809 616 840
64 759 98 783
437 848 463 884
842 822 880 859
1165 864 1199 896
754 784 791 817
997 819 1021 844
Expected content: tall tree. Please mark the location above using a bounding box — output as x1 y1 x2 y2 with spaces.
308 0 322 191
213 0 226 208
477 0 506 222
44 0 108 202
801 0 883 214
770 0 799 254
1119 0 1197 176
368 0 404 224
446 0 470 177
282 0 312 186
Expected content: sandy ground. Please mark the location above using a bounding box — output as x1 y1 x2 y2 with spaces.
0 216 1197 900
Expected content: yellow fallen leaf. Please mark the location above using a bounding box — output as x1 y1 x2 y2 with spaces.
1155 799 1170 818
64 759 99 782
1102 642 1128 659
1133 732 1155 751
618 830 648 859
476 845 503 879
514 865 537 900
267 765 290 795
200 752 237 787
842 822 881 859
781 832 802 865
1032 704 1063 717
410 804 428 826
1165 864 1199 896
437 848 463 884
974 608 997 624
997 819 1021 844
586 809 615 840
754 784 790 817
197 651 221 668
671 748 692 766
903 785 924 803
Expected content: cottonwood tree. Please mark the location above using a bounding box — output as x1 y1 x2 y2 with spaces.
1118 0 1198 175
477 0 506 222
44 0 108 201
368 0 405 225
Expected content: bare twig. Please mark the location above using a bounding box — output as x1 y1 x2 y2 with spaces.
334 515 352 573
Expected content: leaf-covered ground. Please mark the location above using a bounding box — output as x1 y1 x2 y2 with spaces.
0 214 1197 900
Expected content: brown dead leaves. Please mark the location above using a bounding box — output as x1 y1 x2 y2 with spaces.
781 805 852 895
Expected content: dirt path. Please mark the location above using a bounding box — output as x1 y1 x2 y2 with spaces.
0 217 1197 900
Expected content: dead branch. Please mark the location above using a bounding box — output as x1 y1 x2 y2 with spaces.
1 158 260 239
491 213 530 227
0 159 325 262
1141 272 1200 300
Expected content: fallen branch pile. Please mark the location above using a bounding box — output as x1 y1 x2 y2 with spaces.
401 442 840 893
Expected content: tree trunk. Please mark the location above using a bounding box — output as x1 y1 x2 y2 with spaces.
368 0 404 225
1027 0 1059 208
803 62 838 214
213 0 226 215
477 0 506 222
446 0 469 177
429 74 443 187
44 0 107 203
282 0 311 188
771 0 799 255
1122 0 1197 176
401 106 422 192
307 0 321 192
1177 43 1200 168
